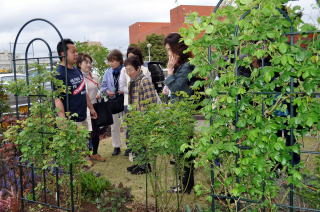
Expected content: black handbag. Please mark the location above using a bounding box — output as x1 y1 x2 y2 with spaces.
107 93 124 114
92 99 113 127
107 72 124 114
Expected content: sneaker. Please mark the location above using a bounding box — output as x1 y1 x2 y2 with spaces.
91 154 106 162
112 147 121 156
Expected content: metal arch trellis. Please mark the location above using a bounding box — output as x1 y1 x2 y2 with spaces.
12 18 70 119
24 38 55 116
208 0 320 211
10 18 75 212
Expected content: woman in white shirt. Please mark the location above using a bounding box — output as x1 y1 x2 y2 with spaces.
77 53 106 162
119 46 152 98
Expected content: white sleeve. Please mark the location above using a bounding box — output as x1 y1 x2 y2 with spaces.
119 67 128 94
142 66 152 82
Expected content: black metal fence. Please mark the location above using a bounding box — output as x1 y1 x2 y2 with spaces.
0 157 75 211
0 18 76 211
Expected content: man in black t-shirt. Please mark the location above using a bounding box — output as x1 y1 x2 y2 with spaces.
55 39 97 126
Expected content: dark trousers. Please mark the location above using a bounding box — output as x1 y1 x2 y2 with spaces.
277 129 300 166
91 119 101 155
177 146 195 192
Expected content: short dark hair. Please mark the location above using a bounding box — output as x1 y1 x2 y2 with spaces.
76 53 93 69
126 46 144 65
164 33 192 67
107 49 123 64
124 56 141 71
57 38 74 61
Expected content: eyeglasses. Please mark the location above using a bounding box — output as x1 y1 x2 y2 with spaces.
126 68 135 74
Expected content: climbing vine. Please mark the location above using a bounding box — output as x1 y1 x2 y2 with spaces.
180 0 319 210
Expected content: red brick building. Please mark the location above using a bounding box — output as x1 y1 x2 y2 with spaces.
129 5 214 44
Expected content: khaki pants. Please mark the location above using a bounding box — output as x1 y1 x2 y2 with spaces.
76 120 89 130
111 112 122 148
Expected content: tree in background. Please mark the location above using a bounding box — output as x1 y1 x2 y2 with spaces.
75 41 109 77
136 34 168 65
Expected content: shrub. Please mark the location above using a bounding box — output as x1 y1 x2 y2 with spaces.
96 183 133 212
79 171 111 201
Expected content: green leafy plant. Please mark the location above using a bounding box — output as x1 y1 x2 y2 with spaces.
96 183 133 212
3 64 89 170
124 97 197 211
179 0 319 210
2 64 90 211
0 85 9 117
79 171 111 201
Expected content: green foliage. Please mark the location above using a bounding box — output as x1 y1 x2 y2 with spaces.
124 98 197 211
136 33 168 65
125 98 196 165
0 84 10 134
79 171 111 201
180 0 320 210
3 64 89 170
96 183 133 212
75 41 109 77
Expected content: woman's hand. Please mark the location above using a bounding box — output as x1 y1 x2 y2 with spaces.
107 90 115 97
118 91 124 94
162 86 170 95
167 54 178 75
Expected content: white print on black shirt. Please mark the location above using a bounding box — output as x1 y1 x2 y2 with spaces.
70 75 86 95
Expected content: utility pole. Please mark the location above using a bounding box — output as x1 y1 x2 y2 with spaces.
147 43 152 62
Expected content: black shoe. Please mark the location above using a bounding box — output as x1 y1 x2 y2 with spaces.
124 148 131 156
127 164 138 172
112 147 120 156
169 159 176 165
130 164 151 175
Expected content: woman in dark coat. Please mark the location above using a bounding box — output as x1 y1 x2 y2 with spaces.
164 32 195 193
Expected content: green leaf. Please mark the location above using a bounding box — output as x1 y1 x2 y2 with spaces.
302 71 310 79
264 71 272 82
205 25 214 34
240 0 253 4
184 39 193 46
281 55 287 65
231 187 240 196
306 117 314 127
234 168 242 176
237 119 246 128
227 96 233 103
279 43 288 54
255 50 265 59
267 32 275 39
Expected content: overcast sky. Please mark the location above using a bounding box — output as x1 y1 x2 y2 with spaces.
0 0 318 57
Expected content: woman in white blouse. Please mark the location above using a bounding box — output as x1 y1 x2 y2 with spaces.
77 53 106 162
